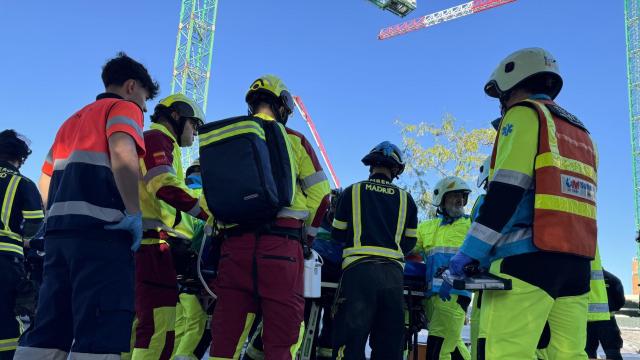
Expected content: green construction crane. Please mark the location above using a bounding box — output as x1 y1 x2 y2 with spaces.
171 0 219 169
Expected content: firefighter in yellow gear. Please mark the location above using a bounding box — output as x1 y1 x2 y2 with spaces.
207 75 331 360
414 176 472 360
129 94 209 360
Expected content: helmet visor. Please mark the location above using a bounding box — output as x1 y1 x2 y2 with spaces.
280 90 295 116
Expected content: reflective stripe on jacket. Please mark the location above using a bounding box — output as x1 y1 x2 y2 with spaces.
461 97 597 264
588 247 609 321
0 162 44 256
415 216 471 297
43 93 145 231
140 123 202 239
331 174 418 270
524 99 597 258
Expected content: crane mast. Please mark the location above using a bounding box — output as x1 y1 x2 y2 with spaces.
626 0 640 262
171 0 219 168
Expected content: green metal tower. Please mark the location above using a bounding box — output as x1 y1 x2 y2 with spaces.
171 0 219 169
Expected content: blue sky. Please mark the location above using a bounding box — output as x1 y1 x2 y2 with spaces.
0 0 635 289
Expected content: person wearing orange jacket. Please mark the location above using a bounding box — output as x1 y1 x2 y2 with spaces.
208 75 331 360
16 52 159 360
129 94 208 360
445 48 597 359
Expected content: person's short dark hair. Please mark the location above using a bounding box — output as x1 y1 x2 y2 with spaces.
101 51 159 99
0 129 32 164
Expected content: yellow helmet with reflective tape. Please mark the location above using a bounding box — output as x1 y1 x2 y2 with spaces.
432 176 471 207
484 47 563 100
245 75 295 123
157 93 205 127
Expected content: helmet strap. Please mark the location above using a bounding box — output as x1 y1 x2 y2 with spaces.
160 107 187 146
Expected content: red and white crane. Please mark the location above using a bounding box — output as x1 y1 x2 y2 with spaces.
293 95 341 189
378 0 517 40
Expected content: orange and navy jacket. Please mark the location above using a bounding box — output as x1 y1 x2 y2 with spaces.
43 93 145 231
0 161 44 257
139 123 207 239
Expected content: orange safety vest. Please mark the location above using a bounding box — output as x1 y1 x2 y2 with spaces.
524 99 597 258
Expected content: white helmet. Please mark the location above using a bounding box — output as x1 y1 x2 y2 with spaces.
484 47 563 100
432 176 471 207
477 157 491 189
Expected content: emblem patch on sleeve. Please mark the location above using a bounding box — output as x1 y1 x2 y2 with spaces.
153 151 169 164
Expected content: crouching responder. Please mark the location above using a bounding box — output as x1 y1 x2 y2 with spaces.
331 141 418 360
208 75 331 360
0 130 44 360
172 159 209 360
444 48 597 359
413 176 471 360
130 94 208 360
16 52 159 360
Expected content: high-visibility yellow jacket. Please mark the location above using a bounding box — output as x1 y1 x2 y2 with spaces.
139 123 205 240
415 216 471 297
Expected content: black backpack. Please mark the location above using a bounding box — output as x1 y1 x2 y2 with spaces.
198 116 295 224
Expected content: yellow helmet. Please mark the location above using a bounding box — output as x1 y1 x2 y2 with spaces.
157 93 205 127
484 47 563 100
245 75 295 123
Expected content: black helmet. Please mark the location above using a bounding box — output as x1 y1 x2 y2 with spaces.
0 129 31 166
361 141 405 176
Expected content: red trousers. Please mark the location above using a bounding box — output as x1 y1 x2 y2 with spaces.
132 242 178 360
210 232 305 360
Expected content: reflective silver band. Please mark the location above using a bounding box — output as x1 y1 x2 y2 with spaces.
47 201 124 222
106 115 143 139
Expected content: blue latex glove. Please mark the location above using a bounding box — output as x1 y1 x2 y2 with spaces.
186 174 202 190
449 252 475 277
105 211 143 251
439 277 454 301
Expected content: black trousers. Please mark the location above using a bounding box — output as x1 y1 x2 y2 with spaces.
585 317 623 360
0 254 24 360
332 261 405 360
16 229 135 356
